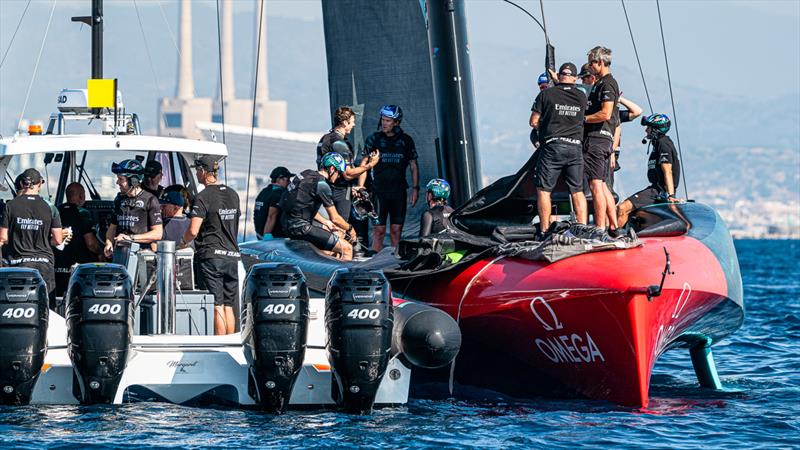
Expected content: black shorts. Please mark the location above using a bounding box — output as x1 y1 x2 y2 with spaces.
584 136 613 182
535 141 584 193
331 185 351 222
286 223 339 251
375 191 407 226
15 261 56 309
626 186 663 210
195 257 240 307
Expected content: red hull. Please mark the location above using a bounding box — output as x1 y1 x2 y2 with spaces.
402 235 738 407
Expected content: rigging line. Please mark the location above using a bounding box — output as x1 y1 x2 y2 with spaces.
0 0 32 70
156 0 197 98
133 0 169 133
243 0 265 242
538 0 550 45
17 0 57 129
656 0 689 200
215 0 228 184
500 0 547 37
620 0 653 113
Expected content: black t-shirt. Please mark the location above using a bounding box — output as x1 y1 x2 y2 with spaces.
142 184 164 199
190 184 241 259
585 73 620 140
317 129 355 191
280 169 335 230
361 128 418 193
619 108 633 124
253 184 286 237
419 204 454 237
0 195 62 264
55 202 96 269
647 135 681 191
112 190 163 235
531 84 587 142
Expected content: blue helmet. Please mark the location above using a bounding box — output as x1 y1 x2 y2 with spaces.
379 104 403 123
111 159 145 185
641 113 671 134
426 178 451 201
321 152 347 173
537 72 550 86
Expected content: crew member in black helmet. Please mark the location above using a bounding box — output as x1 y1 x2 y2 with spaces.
54 182 103 296
419 178 454 237
142 160 165 198
182 155 241 336
617 113 681 227
360 104 419 251
253 166 293 239
104 159 163 257
0 169 66 308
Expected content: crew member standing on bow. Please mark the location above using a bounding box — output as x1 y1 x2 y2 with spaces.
182 156 241 335
419 178 454 237
0 169 66 309
583 46 620 230
54 182 103 296
530 63 589 228
360 105 419 251
104 159 163 257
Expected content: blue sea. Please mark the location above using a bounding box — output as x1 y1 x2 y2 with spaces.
1 240 797 449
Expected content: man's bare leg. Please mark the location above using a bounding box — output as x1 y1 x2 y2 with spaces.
214 305 227 335
224 306 235 334
537 190 552 232
603 183 618 230
372 225 386 252
571 191 588 224
617 199 634 228
590 179 607 228
389 224 403 248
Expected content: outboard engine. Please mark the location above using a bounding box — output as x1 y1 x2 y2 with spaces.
242 263 309 413
65 264 133 404
392 300 461 369
325 268 393 414
0 269 48 405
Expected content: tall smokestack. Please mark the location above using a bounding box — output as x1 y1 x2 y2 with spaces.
176 0 194 100
219 0 235 101
254 0 269 101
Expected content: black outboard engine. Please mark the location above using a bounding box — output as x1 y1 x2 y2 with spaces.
392 301 461 369
65 264 133 404
325 268 393 414
0 268 48 405
242 263 309 413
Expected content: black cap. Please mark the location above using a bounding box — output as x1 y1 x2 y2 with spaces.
270 166 294 180
144 160 163 177
577 63 592 78
559 62 577 77
16 168 43 189
159 190 185 207
193 155 222 171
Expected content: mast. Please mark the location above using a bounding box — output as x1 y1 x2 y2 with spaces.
72 0 104 79
425 0 481 207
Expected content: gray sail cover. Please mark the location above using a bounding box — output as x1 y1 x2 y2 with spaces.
321 0 439 237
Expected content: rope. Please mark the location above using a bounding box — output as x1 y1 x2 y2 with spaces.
243 0 265 241
656 0 689 199
500 0 546 36
538 0 550 45
17 0 57 130
620 0 653 113
156 0 197 99
0 0 32 70
215 0 228 184
133 0 169 132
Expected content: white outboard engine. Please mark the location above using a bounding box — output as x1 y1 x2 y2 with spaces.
0 269 49 405
242 263 310 413
65 264 133 404
325 268 393 414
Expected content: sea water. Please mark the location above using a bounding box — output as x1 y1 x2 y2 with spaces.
1 240 797 449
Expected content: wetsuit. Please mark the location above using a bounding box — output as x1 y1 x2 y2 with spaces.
191 184 241 308
361 127 418 226
419 204 454 237
253 184 286 239
54 202 97 296
584 73 619 183
280 170 339 251
1 195 62 308
627 135 681 210
531 83 587 194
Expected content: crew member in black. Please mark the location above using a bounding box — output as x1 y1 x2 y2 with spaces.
360 105 419 251
0 169 66 308
419 178 454 237
281 152 357 261
104 159 163 258
316 107 379 224
530 62 589 228
584 46 620 230
54 182 103 296
608 96 644 191
253 166 293 239
142 160 165 198
182 155 241 335
617 114 681 227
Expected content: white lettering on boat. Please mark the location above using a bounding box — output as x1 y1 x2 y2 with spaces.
655 282 693 354
530 296 605 364
529 297 563 331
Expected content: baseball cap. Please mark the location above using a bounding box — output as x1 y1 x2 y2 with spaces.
559 62 577 77
193 155 221 171
159 190 185 207
577 63 592 78
537 72 549 85
270 166 294 180
144 160 163 177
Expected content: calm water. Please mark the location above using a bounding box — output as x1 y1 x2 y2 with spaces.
1 240 798 449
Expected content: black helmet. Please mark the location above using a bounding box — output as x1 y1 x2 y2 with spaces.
111 159 145 186
379 104 403 123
